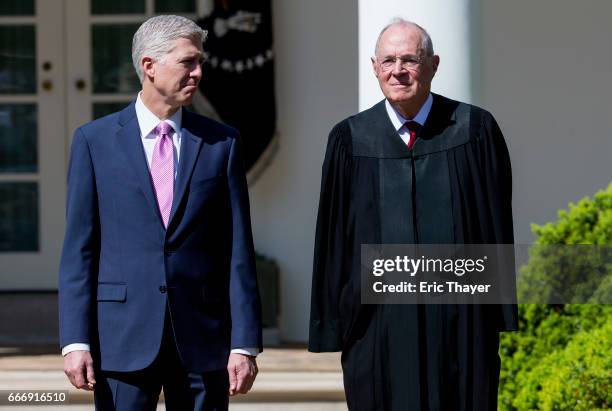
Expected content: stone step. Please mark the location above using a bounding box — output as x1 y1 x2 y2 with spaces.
0 370 345 404
0 348 342 373
0 348 345 404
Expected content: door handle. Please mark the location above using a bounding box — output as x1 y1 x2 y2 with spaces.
75 79 87 91
42 79 53 91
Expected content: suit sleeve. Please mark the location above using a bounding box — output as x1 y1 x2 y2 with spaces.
58 127 100 347
309 122 352 352
226 135 263 351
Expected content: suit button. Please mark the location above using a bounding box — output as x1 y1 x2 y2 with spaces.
159 285 167 293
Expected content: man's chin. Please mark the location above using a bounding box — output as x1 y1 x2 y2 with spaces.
176 95 195 107
387 93 416 104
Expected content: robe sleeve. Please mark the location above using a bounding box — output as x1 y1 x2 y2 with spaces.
480 111 514 244
308 121 352 352
480 111 519 331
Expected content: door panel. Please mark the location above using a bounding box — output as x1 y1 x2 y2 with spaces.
0 0 66 288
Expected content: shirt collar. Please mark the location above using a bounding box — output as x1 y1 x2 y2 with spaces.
135 92 182 139
385 93 433 132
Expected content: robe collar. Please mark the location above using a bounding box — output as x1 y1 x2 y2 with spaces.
349 93 468 158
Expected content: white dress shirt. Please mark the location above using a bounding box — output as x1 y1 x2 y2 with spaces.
62 94 258 358
385 93 433 144
135 93 182 175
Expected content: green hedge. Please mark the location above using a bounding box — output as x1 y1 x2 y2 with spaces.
499 183 612 410
531 183 612 245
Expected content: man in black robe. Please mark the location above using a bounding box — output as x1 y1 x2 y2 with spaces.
309 19 518 411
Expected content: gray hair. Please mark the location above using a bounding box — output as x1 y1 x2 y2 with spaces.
132 15 208 82
374 18 434 57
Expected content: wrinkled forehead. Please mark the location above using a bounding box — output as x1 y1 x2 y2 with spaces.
377 25 423 57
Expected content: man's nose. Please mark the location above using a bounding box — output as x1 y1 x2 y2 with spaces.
391 60 407 75
191 63 202 80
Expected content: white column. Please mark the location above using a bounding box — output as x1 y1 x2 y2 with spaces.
359 0 480 110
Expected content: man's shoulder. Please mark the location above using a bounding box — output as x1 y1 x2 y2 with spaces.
432 93 496 122
329 116 352 135
330 99 384 126
326 116 355 149
77 104 130 139
183 109 239 139
330 100 386 135
324 101 389 155
431 95 505 150
353 99 387 122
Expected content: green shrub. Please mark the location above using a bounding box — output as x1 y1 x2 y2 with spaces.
499 183 612 410
532 183 612 245
514 319 612 410
518 183 612 304
499 305 612 410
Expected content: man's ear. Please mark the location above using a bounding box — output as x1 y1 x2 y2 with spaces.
142 56 155 79
432 55 440 73
371 56 379 78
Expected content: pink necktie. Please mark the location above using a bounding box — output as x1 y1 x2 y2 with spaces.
151 121 174 228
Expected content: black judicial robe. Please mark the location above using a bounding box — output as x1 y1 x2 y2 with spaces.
309 94 518 411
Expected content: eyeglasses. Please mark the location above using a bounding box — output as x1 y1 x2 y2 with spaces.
377 55 424 72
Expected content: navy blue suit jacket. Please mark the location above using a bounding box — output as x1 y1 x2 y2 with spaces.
58 102 262 373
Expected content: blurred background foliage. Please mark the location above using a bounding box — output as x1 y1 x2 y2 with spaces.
499 183 612 410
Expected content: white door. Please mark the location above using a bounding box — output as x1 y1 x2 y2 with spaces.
0 0 209 289
0 0 66 289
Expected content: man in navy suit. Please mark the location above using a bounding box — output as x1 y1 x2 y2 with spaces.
58 15 262 410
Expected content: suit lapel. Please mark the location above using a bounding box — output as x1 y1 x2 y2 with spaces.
116 103 163 224
168 109 203 227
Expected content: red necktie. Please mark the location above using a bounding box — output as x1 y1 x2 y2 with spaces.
405 121 420 150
